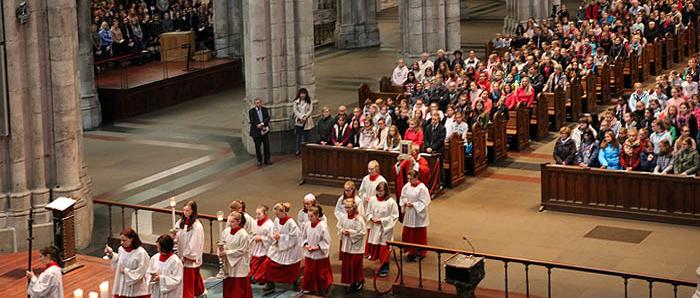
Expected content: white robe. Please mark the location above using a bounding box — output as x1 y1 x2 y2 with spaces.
251 218 274 257
28 265 64 298
267 217 302 265
297 210 327 232
221 227 251 278
175 219 205 268
399 182 431 228
147 253 184 298
243 212 255 235
337 214 366 254
111 246 150 297
301 221 331 260
365 196 399 245
333 195 365 221
358 175 388 206
693 266 700 298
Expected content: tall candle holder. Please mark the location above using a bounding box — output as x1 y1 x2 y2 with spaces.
216 210 226 279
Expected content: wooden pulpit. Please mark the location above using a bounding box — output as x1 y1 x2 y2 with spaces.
160 31 195 62
445 254 485 298
45 197 83 273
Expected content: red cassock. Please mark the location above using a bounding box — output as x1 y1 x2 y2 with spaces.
365 243 391 264
223 277 253 298
340 253 364 284
261 259 300 284
395 158 430 199
402 226 428 256
301 257 334 292
183 267 205 298
249 255 267 281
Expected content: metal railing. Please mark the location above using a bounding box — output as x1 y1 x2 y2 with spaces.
387 241 697 298
94 198 220 255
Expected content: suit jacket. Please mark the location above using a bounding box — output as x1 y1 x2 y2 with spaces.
423 123 446 153
249 106 270 137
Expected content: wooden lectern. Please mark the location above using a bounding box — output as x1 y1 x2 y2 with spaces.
160 31 195 62
445 254 485 298
45 197 83 273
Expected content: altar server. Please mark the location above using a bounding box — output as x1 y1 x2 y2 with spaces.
26 246 64 298
300 206 333 294
105 228 150 298
365 181 399 277
261 202 302 294
147 235 183 298
250 205 274 282
229 200 255 234
338 199 366 293
219 211 253 298
400 170 432 261
175 201 205 298
334 180 365 220
358 160 388 206
297 194 327 228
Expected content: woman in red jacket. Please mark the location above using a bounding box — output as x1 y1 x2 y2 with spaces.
620 128 642 171
403 118 424 148
513 77 535 108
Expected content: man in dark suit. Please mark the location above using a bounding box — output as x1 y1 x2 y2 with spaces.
249 97 271 165
423 111 446 154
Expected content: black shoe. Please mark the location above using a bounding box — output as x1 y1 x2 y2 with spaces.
264 160 273 165
257 161 263 166
346 283 356 293
263 282 275 294
356 280 365 292
378 264 389 277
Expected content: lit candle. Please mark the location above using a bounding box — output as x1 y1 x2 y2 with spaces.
74 289 83 298
169 197 177 229
88 292 98 298
99 281 109 298
217 211 224 239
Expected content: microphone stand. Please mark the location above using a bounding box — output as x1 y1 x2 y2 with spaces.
461 236 476 256
27 208 34 297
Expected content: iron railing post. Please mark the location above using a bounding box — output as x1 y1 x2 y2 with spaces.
504 261 509 298
437 253 442 292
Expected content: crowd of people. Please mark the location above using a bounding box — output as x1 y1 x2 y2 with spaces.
91 0 215 59
26 161 432 297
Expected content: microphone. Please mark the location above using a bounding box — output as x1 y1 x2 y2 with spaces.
462 236 476 256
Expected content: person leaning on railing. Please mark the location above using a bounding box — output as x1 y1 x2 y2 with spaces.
673 138 700 175
553 126 577 165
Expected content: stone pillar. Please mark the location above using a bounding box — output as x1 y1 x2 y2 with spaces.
0 0 93 253
460 0 469 20
241 0 317 155
399 0 460 60
335 0 380 49
504 0 551 34
213 0 243 58
78 0 101 130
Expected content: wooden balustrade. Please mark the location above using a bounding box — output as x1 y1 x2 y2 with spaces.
486 111 507 162
541 164 700 226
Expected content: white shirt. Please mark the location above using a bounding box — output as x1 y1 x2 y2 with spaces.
334 195 365 221
267 217 302 265
301 221 331 260
28 265 64 298
147 253 184 298
251 217 274 257
418 59 434 79
221 227 251 278
571 126 597 150
446 121 469 141
111 246 150 297
365 196 399 245
175 219 205 268
392 65 409 86
358 175 388 205
297 210 327 231
399 182 431 228
337 214 366 254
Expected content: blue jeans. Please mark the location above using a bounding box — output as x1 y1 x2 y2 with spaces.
295 126 309 154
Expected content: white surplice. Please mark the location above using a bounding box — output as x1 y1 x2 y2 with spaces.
221 227 251 277
301 221 331 260
365 196 399 245
111 246 150 297
251 218 274 258
175 219 204 268
333 195 365 221
399 182 431 228
147 253 183 298
267 217 302 265
337 214 366 254
27 265 64 298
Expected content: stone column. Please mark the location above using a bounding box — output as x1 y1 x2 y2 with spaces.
399 0 460 60
213 0 243 58
460 0 469 20
335 0 380 49
78 0 101 130
0 0 93 252
241 0 317 154
504 0 552 33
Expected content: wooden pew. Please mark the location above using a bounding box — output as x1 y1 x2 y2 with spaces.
300 144 443 195
443 133 465 188
581 73 597 112
609 58 624 99
486 111 507 162
663 37 673 70
567 75 582 121
623 51 639 93
639 45 649 82
530 93 549 140
645 43 659 76
689 24 696 55
673 30 683 63
540 163 700 226
465 123 487 175
545 87 566 131
358 83 402 109
506 103 530 151
654 40 663 74
596 62 611 104
379 76 404 93
680 28 689 59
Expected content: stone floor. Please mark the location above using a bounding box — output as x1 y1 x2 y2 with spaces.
83 5 699 298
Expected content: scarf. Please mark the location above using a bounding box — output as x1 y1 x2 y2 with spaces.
257 216 269 226
279 215 291 225
230 226 242 235
46 261 59 269
376 195 386 202
369 174 379 182
310 220 320 228
159 252 174 262
123 246 133 253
